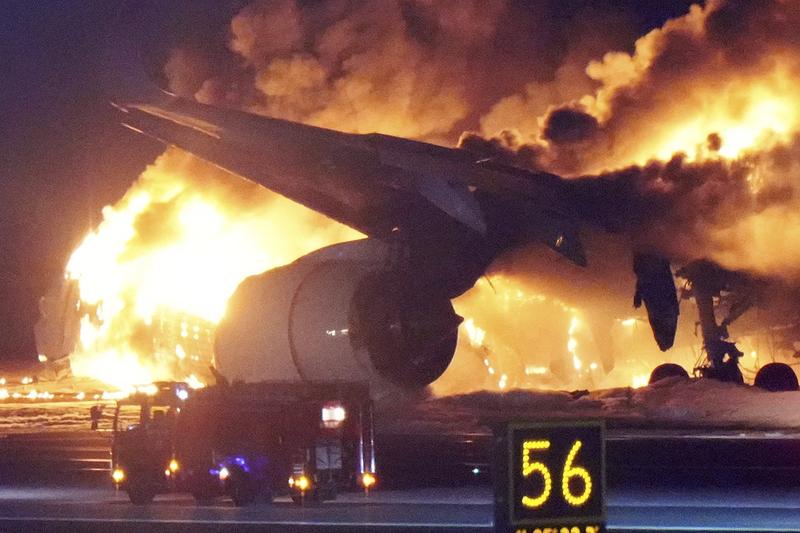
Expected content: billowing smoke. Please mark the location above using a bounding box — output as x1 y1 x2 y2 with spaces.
473 0 800 171
460 0 800 282
572 141 800 281
164 0 642 140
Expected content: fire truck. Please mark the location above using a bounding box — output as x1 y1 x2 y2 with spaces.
110 381 377 505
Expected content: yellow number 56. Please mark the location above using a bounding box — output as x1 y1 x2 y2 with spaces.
521 439 592 508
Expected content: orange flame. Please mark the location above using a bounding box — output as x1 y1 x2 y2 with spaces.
64 149 360 389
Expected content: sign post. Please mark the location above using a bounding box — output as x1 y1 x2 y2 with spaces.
494 420 606 533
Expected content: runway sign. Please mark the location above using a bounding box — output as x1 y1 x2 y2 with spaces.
494 420 605 533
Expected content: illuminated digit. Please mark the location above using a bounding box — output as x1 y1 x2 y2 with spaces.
561 440 592 506
521 440 552 508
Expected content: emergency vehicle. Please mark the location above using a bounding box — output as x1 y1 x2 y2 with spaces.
110 381 377 505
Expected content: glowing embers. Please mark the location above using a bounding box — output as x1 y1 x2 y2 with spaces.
568 317 581 371
463 318 486 348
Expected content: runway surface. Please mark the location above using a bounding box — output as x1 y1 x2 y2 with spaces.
3 425 800 530
1 485 800 532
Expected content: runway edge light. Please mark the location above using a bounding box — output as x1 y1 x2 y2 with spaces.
493 419 606 533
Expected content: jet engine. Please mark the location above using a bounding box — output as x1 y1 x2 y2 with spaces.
214 239 462 393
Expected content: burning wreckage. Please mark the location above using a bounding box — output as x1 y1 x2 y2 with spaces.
30 0 800 402
32 92 800 398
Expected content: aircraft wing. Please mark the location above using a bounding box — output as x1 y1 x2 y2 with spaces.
115 91 677 350
116 96 400 237
114 91 586 263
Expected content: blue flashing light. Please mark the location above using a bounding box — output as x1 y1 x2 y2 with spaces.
229 456 250 473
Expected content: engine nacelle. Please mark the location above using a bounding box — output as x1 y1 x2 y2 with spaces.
214 240 461 393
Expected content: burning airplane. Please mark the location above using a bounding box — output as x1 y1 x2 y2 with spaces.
33 0 800 395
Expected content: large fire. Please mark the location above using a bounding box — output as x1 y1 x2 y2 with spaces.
579 11 800 169
61 149 701 393
42 0 800 395
644 83 797 164
432 275 700 396
63 149 360 389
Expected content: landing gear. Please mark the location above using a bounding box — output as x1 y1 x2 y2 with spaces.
649 363 689 384
754 363 799 392
650 260 800 392
677 261 748 386
696 358 744 384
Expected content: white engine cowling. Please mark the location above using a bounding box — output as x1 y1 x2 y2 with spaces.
214 240 460 393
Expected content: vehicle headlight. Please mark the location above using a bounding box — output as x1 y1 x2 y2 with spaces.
297 475 310 490
361 472 376 488
290 475 311 491
218 467 230 481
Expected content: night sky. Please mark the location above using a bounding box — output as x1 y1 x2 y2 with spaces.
0 0 697 363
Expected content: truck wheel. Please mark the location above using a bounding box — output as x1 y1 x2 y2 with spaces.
228 471 256 507
127 478 156 505
649 363 688 384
